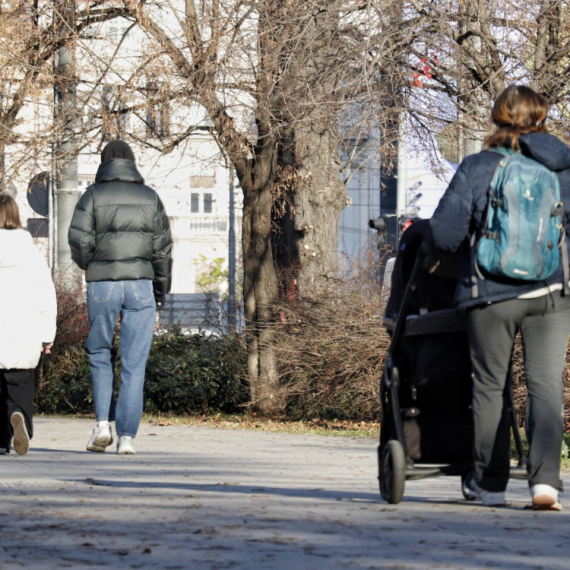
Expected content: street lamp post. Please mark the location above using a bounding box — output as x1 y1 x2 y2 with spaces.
227 164 237 330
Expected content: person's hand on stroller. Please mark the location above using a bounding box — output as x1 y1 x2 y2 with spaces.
419 237 441 274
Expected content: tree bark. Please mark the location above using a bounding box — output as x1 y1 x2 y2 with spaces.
273 125 347 297
241 142 281 413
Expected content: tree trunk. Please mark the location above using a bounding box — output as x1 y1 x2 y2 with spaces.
240 134 282 414
241 120 347 412
127 0 350 414
273 125 347 297
271 3 347 297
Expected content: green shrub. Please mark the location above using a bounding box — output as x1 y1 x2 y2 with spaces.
36 345 93 414
37 326 248 416
36 283 93 415
144 329 248 414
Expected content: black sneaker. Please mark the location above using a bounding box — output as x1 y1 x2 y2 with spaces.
462 470 506 506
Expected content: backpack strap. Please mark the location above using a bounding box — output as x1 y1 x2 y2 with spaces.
469 232 479 298
560 226 570 296
470 150 509 298
552 201 569 295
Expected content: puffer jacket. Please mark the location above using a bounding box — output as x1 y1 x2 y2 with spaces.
68 158 173 302
430 132 570 310
0 229 57 369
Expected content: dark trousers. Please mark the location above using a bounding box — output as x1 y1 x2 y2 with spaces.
466 291 570 492
0 369 35 449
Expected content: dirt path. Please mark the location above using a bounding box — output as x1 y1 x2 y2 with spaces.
1 418 569 569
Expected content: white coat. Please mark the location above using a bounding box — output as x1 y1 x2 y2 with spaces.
0 229 57 369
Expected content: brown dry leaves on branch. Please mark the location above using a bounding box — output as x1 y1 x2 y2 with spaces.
267 267 570 432
270 270 390 421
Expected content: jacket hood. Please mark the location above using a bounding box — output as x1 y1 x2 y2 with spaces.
101 140 136 163
95 158 144 184
518 132 570 172
0 229 36 268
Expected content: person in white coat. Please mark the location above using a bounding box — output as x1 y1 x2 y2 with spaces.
0 194 57 455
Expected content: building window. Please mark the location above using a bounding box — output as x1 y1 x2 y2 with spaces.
146 105 169 137
108 26 129 42
101 86 113 140
78 176 95 189
83 25 100 39
190 192 215 214
101 86 132 139
203 193 213 214
191 193 199 213
341 136 370 169
145 82 170 138
119 108 132 135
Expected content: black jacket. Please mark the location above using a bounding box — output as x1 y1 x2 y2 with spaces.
430 133 570 310
68 158 173 302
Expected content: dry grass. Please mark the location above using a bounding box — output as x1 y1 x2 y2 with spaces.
272 277 390 421
268 271 570 432
144 413 381 438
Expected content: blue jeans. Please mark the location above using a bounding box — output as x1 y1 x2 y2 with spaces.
85 280 156 438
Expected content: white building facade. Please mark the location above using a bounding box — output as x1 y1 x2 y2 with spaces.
5 12 241 301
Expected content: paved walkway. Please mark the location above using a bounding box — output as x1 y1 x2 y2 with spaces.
0 418 569 569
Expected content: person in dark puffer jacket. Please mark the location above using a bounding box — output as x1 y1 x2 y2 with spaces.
431 85 570 511
68 140 172 455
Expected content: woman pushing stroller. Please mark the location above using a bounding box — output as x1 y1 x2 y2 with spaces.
0 194 57 455
431 85 570 510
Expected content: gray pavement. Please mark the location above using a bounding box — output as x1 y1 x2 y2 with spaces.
1 418 569 569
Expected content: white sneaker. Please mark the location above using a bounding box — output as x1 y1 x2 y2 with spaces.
462 472 506 506
11 412 30 455
531 484 562 511
116 436 136 455
86 423 113 452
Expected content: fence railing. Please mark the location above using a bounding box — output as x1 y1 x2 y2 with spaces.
159 293 244 334
170 215 243 236
188 216 228 233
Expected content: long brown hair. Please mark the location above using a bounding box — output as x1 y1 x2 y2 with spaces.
483 85 549 151
0 194 23 230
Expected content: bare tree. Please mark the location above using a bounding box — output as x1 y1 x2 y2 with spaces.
0 1 125 191
399 0 570 162
113 0 418 414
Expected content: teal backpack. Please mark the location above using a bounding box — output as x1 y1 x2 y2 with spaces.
476 147 565 282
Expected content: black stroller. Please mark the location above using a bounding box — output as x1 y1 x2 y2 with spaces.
378 219 526 504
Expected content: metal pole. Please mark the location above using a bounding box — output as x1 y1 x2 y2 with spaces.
54 0 79 279
0 149 4 194
48 173 55 271
396 111 407 218
228 163 236 330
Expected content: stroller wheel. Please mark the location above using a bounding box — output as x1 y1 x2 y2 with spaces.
379 440 406 504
